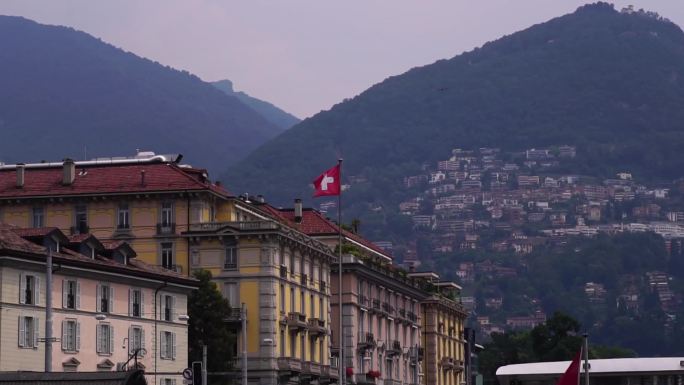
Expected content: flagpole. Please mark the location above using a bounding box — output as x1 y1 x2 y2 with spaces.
583 333 589 385
337 158 345 385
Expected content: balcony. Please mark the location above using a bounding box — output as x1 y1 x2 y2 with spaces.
441 357 455 370
409 347 424 363
320 280 327 293
156 223 176 235
280 265 288 278
308 318 327 336
384 380 402 385
287 312 308 331
187 221 279 233
223 307 243 325
382 302 390 313
407 311 418 323
359 295 368 307
387 340 401 356
329 357 340 379
398 308 406 318
355 374 376 385
302 361 322 376
278 357 302 373
372 299 381 311
301 273 308 286
357 332 376 351
455 359 465 372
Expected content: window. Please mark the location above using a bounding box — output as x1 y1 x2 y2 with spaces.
74 205 88 234
97 284 113 313
130 289 143 317
117 203 130 229
163 379 177 385
129 326 145 356
18 316 38 348
300 291 304 313
225 283 238 308
280 328 286 356
160 331 176 360
96 323 113 355
32 207 44 228
224 247 238 270
61 319 80 352
160 243 174 270
300 334 305 360
161 202 173 227
290 288 295 311
310 295 314 317
20 273 39 305
62 279 80 309
162 294 175 321
280 284 285 311
319 298 324 319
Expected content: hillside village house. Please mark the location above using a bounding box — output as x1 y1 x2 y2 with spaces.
0 225 195 384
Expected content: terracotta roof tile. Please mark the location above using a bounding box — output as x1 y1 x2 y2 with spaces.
0 162 230 198
261 205 392 260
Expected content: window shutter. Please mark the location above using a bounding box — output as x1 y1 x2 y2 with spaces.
61 321 67 350
141 329 146 356
128 289 133 316
96 285 102 312
109 325 114 354
171 296 177 320
19 273 26 304
18 316 25 347
172 332 176 359
109 286 114 314
141 291 145 318
76 322 81 351
33 317 39 348
160 332 167 359
62 280 68 308
161 295 166 321
96 324 102 353
128 326 133 353
34 277 40 306
76 282 81 309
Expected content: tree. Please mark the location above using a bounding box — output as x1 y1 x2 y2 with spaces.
188 270 237 375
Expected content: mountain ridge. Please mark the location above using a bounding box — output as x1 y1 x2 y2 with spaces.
212 79 300 130
224 3 684 207
0 15 281 172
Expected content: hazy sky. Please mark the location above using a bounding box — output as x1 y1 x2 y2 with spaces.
1 1 682 118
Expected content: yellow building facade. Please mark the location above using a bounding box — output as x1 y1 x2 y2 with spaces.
185 198 337 384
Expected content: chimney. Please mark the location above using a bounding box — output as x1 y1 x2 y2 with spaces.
140 169 146 186
256 195 265 204
294 199 303 223
62 158 75 185
16 163 25 188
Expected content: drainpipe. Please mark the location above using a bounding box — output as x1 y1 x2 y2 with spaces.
186 193 191 277
154 281 168 385
45 247 53 372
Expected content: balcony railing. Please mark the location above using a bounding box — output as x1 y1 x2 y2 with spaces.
441 357 455 370
156 223 176 235
387 340 401 356
301 273 308 286
302 361 322 376
278 357 302 372
320 281 327 293
407 311 417 322
287 312 308 330
188 221 279 232
355 374 376 385
357 332 376 351
372 299 381 311
359 295 368 307
398 309 406 317
307 318 327 336
409 346 424 363
280 265 288 278
223 307 243 324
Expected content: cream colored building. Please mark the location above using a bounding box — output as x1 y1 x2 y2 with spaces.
0 226 195 384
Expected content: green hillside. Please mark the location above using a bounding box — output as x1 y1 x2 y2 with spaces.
224 3 684 204
0 16 282 172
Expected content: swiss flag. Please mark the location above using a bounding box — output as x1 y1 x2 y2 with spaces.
313 164 341 197
556 349 582 385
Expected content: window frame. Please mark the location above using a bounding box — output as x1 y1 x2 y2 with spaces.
160 242 174 270
117 203 130 229
31 207 45 228
224 246 238 270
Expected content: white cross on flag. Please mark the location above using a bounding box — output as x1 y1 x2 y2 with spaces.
312 164 341 197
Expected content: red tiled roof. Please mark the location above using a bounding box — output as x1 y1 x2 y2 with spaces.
261 205 392 260
68 233 92 243
11 227 61 238
0 162 230 198
0 224 193 284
